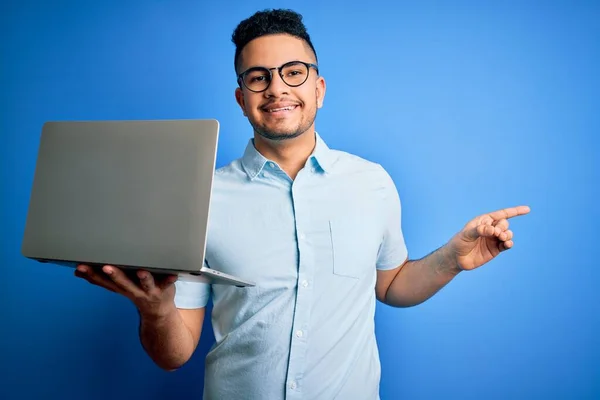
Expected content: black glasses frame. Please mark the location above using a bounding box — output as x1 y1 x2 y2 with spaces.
237 60 319 93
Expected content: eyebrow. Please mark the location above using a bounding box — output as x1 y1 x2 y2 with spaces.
241 60 315 72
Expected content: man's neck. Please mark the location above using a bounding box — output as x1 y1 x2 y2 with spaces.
253 130 316 180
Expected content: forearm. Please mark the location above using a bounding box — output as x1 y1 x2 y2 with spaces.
384 245 462 307
139 305 196 370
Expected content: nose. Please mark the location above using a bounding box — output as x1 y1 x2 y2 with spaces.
264 69 289 97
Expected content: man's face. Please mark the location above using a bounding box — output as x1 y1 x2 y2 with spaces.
235 34 326 141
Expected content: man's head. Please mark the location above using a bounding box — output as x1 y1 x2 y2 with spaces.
232 9 326 142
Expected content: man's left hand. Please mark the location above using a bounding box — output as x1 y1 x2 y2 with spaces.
448 205 531 271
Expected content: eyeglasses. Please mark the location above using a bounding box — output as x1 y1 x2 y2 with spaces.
237 60 319 93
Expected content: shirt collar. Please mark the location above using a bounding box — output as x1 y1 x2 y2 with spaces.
241 132 336 180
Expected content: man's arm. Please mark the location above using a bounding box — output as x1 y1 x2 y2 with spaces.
376 245 460 307
139 307 205 371
75 264 206 370
376 206 530 307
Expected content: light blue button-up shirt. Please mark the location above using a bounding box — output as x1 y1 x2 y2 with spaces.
174 132 408 400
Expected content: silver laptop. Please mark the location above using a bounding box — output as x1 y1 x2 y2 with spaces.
21 119 255 287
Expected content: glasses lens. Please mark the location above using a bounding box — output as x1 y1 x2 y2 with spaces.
243 68 271 92
281 62 309 87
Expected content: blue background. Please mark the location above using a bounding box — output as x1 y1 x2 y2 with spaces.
2 1 598 399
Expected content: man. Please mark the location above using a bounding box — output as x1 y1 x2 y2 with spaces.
75 8 530 400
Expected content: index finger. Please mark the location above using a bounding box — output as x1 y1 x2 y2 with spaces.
487 205 531 221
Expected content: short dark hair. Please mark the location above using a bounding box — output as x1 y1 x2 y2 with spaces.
231 9 318 74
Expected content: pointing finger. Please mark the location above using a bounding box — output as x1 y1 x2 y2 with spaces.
487 205 530 221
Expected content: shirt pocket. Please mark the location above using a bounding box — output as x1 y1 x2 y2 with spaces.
329 216 382 279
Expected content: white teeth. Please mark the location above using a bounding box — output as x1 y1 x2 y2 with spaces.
267 106 295 112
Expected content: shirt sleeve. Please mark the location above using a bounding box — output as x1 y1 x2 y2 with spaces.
376 165 409 270
174 272 211 309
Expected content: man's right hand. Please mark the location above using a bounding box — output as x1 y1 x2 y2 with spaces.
74 264 178 319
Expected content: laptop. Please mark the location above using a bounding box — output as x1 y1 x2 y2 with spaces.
21 119 255 287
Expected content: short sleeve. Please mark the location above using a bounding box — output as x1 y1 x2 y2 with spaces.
174 278 211 309
376 166 409 270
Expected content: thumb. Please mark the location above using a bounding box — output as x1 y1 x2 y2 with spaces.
463 223 495 241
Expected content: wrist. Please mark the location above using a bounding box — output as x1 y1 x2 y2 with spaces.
139 301 177 324
441 244 463 275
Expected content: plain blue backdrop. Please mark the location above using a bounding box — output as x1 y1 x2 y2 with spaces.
2 1 598 399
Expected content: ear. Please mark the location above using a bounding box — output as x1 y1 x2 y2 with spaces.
316 75 326 109
235 87 247 116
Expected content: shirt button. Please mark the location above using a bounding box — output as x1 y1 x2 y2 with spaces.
298 233 306 240
296 330 303 338
289 381 297 390
268 162 275 168
301 280 309 288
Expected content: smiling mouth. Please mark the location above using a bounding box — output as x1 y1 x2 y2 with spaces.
263 105 298 113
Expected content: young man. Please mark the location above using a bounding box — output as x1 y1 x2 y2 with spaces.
75 9 530 400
